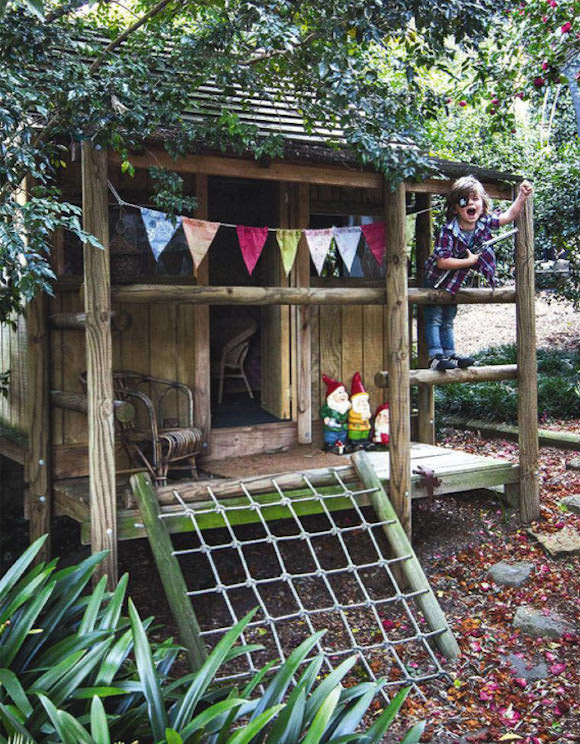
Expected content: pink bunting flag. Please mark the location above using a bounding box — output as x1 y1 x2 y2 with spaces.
236 225 269 275
304 228 333 276
182 217 220 276
361 221 386 265
333 226 361 272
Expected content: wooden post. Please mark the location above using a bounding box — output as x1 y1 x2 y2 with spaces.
193 174 211 450
295 183 311 443
385 181 412 536
26 292 51 561
415 194 435 444
82 142 117 586
515 191 539 522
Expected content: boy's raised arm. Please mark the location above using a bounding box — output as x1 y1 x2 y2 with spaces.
498 180 533 226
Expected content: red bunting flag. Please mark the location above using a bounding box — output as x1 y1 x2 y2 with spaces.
361 221 386 265
236 225 269 275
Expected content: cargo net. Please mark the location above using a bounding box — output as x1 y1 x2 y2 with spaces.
161 468 449 700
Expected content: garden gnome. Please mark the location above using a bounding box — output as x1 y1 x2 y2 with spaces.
347 372 372 450
320 374 351 453
372 403 390 447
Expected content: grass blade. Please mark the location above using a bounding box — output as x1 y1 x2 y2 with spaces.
226 706 284 744
303 655 357 726
128 599 168 743
78 576 107 635
363 687 411 742
0 583 54 668
90 696 111 744
399 721 426 744
179 697 248 742
0 669 33 718
99 574 128 631
301 686 341 744
0 537 47 600
264 684 306 744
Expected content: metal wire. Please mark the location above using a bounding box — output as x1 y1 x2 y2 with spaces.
161 468 448 700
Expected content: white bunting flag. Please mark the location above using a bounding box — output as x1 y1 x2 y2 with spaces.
140 208 181 261
333 226 361 272
303 228 333 276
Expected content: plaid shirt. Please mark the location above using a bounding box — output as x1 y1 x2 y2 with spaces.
424 213 500 294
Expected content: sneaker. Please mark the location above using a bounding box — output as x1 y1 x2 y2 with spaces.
449 353 475 369
428 354 458 371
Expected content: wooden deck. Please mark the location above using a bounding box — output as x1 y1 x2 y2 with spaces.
54 443 519 545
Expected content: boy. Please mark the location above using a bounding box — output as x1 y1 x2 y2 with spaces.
424 176 532 370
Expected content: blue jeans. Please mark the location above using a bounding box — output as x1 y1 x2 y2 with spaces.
424 304 457 358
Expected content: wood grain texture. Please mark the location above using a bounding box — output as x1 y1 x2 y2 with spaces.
295 182 312 443
414 194 434 444
515 193 539 522
385 181 412 536
82 142 117 586
193 173 211 447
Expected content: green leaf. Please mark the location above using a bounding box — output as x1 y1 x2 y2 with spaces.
303 655 358 726
0 583 54 668
399 721 426 744
89 696 110 744
363 687 411 742
0 536 47 601
301 686 341 744
37 693 92 744
99 573 128 631
96 627 133 685
179 698 248 742
328 684 376 740
225 705 284 744
128 599 168 743
0 701 35 741
0 669 33 718
79 575 107 636
165 728 183 744
264 685 306 744
171 609 257 732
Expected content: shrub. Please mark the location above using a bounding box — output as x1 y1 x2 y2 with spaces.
0 538 424 744
435 345 580 424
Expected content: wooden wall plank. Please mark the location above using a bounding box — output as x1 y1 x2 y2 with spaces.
61 291 86 444
50 292 64 446
82 141 117 586
341 305 363 394
150 303 179 424
310 307 320 419
193 174 211 446
319 306 342 388
363 305 385 414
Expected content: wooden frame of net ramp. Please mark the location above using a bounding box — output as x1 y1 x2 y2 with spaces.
131 451 459 699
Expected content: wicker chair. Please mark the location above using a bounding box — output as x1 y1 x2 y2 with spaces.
84 371 203 486
215 321 258 404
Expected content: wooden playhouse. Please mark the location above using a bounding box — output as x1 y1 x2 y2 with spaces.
0 105 539 585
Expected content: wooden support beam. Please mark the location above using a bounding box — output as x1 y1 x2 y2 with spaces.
352 451 459 659
26 292 51 562
406 177 512 200
515 192 539 523
375 364 518 388
192 174 211 451
385 181 412 536
110 284 515 306
51 390 135 424
414 194 434 445
49 311 132 331
295 183 312 444
82 141 117 587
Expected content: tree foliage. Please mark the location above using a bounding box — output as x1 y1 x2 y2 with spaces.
0 0 507 326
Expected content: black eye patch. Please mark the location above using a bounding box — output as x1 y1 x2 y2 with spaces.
458 196 468 208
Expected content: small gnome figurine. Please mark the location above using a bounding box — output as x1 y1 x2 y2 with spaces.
347 372 372 450
372 403 390 448
320 374 351 454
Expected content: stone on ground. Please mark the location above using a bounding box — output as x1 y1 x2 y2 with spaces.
560 495 580 514
528 526 580 556
513 606 575 639
506 652 548 682
567 457 580 472
489 561 533 587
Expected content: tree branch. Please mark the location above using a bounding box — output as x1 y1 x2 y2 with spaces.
246 31 317 66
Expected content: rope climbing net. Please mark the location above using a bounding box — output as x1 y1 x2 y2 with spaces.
152 464 453 700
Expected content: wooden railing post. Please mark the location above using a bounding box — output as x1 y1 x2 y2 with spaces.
82 142 117 586
385 181 412 536
515 191 539 522
415 194 435 444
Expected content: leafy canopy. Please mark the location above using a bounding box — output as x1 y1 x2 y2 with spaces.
0 0 506 323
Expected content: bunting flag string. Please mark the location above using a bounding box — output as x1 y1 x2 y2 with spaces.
182 217 221 277
303 228 334 276
108 182 387 277
276 229 302 277
139 207 181 262
236 225 269 276
333 226 362 273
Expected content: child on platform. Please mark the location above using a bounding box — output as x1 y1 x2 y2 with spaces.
424 175 532 370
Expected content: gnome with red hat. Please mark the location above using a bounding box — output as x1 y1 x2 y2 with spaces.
320 374 351 453
372 403 390 447
347 372 372 450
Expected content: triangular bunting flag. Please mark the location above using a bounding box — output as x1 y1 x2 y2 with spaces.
304 228 333 276
236 225 269 275
182 217 220 276
361 221 386 266
333 226 361 272
140 208 181 261
276 229 302 276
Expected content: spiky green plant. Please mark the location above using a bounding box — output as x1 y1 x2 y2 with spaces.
0 538 425 744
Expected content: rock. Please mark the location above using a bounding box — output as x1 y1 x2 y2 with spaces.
489 561 533 587
506 652 548 682
567 457 580 472
528 526 580 557
560 495 580 514
513 606 574 639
